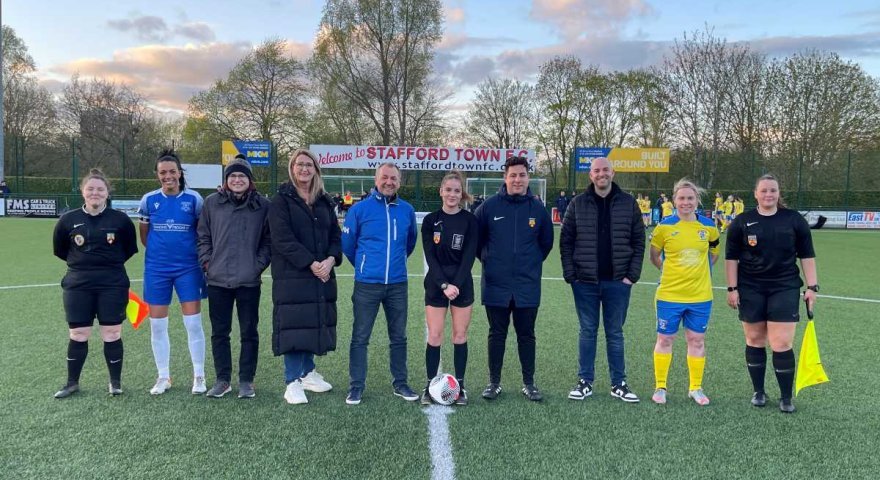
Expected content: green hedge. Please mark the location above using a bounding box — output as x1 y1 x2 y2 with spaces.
8 176 880 210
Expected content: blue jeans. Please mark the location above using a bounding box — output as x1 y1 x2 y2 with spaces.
284 351 316 384
349 281 409 390
571 280 633 385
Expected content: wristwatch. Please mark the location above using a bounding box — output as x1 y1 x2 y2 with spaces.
806 284 819 293
441 283 449 290
727 286 738 292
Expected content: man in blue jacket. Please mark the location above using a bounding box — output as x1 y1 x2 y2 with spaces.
342 162 418 405
475 156 554 401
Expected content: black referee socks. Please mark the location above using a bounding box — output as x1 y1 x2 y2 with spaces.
426 344 441 380
773 349 796 400
454 342 468 390
745 345 766 393
66 340 88 383
103 339 123 382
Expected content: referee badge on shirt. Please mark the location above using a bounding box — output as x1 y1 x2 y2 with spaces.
433 232 441 244
74 234 85 246
529 217 536 228
748 234 757 247
106 232 116 244
452 234 464 250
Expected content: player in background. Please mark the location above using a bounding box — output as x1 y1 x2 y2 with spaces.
53 169 138 398
649 179 720 406
138 149 207 395
420 171 478 406
714 192 724 229
721 195 735 232
661 194 674 222
638 194 652 228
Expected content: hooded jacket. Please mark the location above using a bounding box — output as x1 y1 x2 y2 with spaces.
474 184 554 308
197 189 271 288
341 187 417 284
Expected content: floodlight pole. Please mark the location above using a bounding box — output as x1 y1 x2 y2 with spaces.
1 3 6 182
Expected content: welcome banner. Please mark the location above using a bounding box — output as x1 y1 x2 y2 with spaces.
310 145 536 172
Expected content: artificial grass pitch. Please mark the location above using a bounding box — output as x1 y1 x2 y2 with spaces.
1 218 878 479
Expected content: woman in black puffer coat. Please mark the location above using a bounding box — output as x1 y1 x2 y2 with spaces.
268 148 342 405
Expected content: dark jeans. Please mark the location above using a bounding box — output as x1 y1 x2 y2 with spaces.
485 300 538 385
349 281 409 390
571 280 632 385
284 352 316 384
207 285 261 383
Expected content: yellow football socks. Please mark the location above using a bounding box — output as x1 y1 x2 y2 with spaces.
654 352 672 389
687 355 706 391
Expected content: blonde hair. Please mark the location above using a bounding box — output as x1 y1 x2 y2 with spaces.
289 149 325 205
672 178 705 208
441 170 472 205
80 168 111 192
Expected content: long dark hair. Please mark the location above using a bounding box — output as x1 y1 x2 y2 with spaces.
156 148 186 190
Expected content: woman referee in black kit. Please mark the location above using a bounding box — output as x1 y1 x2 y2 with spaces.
725 174 818 413
52 169 138 398
420 171 478 405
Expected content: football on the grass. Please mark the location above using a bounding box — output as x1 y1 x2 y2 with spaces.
428 373 460 405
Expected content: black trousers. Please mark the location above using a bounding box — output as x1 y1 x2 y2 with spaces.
207 285 261 383
485 300 538 385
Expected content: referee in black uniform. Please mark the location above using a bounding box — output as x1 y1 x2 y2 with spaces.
725 174 818 413
420 171 478 405
52 169 138 398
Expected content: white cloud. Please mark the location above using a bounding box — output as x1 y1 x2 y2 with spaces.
529 0 654 41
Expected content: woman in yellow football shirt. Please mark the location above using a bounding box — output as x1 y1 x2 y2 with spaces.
649 179 720 406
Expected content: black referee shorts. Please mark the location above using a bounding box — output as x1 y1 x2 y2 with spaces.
63 287 128 328
424 276 474 309
738 286 801 323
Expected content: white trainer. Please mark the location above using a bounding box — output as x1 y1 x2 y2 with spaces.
284 380 308 405
192 376 207 395
301 371 333 393
150 377 172 395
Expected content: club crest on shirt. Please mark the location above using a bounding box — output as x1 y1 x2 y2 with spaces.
106 232 115 244
452 234 464 250
748 234 757 247
181 202 192 213
433 231 441 244
529 217 536 228
74 234 85 246
698 229 708 241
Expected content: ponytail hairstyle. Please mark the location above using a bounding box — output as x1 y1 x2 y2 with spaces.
754 173 787 209
672 177 705 208
80 167 112 192
156 148 186 190
441 170 472 205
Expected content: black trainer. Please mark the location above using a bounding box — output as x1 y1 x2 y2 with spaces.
568 378 593 400
521 384 543 402
393 384 419 401
206 380 232 398
108 380 123 396
751 391 767 407
610 381 640 403
779 398 795 413
481 383 502 400
420 386 432 406
454 389 468 406
54 381 80 399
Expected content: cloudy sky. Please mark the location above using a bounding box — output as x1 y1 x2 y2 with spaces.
6 0 880 113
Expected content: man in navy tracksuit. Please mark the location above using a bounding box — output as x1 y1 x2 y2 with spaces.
342 163 419 405
475 156 554 401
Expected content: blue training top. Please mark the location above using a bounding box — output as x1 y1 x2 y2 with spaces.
138 188 203 273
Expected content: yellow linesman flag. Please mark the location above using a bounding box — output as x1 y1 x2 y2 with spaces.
127 290 149 330
795 320 829 396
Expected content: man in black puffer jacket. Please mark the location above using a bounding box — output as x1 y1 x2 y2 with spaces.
560 157 645 404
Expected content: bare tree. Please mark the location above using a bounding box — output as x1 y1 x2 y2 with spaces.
534 56 591 185
464 77 534 149
188 38 307 154
312 0 443 145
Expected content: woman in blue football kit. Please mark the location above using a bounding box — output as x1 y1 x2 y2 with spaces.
138 149 207 395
